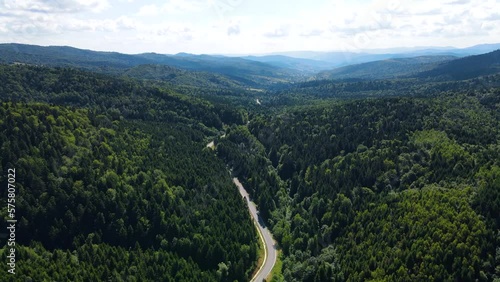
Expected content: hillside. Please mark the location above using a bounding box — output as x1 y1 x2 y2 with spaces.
211 50 500 281
219 86 500 281
272 43 500 66
121 64 246 89
0 44 146 70
0 43 300 87
0 64 257 281
316 55 455 80
243 55 334 73
419 49 500 80
134 53 301 85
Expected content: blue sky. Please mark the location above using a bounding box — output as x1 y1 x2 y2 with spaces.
0 0 498 54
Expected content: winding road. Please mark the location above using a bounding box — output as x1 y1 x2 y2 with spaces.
233 178 277 282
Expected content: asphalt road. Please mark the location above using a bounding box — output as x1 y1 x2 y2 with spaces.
233 178 277 282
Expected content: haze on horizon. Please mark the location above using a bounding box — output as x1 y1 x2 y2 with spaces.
0 0 498 55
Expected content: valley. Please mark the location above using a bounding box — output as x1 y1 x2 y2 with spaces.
0 44 499 281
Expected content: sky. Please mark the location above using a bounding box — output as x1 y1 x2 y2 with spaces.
0 0 499 55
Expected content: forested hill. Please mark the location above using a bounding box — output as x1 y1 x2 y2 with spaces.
0 43 300 87
272 49 500 102
419 49 500 80
0 64 250 127
0 64 258 281
313 50 499 82
2 43 499 88
316 55 455 80
216 70 500 280
121 64 246 89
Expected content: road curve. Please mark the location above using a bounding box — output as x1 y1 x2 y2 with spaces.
233 178 277 282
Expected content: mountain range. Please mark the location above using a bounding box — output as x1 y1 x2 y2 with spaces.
316 55 457 80
0 43 499 86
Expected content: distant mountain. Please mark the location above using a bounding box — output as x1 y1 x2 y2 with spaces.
2 43 499 85
134 52 301 85
313 49 500 81
461 43 500 54
0 43 301 87
270 43 500 68
0 44 146 70
268 51 455 69
418 49 500 80
317 56 456 80
122 64 246 89
243 55 334 73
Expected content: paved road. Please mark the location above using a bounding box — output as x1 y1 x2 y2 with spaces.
233 178 277 282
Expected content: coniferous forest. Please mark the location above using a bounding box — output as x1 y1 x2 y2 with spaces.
0 65 257 281
0 45 499 281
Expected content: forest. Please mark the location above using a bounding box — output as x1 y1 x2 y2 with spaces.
0 66 258 281
0 47 499 281
219 78 500 281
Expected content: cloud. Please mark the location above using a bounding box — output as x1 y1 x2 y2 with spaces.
486 12 500 21
0 0 498 54
227 24 240 36
115 16 137 30
325 0 499 40
161 0 206 13
300 29 324 37
137 4 159 16
74 0 111 13
446 0 470 4
153 24 195 41
441 11 469 25
1 0 110 14
0 0 114 36
413 8 442 16
137 0 207 17
0 13 138 36
264 26 289 38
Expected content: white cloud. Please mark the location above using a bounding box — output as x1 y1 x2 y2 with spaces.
309 0 500 50
263 25 290 38
446 0 471 4
1 0 110 13
0 11 138 36
299 29 324 37
137 4 159 16
0 0 498 54
137 0 207 17
227 24 240 36
161 0 206 13
75 0 111 13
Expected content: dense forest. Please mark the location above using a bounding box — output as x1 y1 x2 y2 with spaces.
219 79 500 281
0 66 258 281
1 46 499 281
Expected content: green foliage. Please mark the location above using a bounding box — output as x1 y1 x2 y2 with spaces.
220 87 500 281
338 186 488 281
317 55 455 80
420 50 500 80
0 242 215 281
122 64 246 89
0 64 225 129
0 43 301 87
0 101 257 280
0 46 499 281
